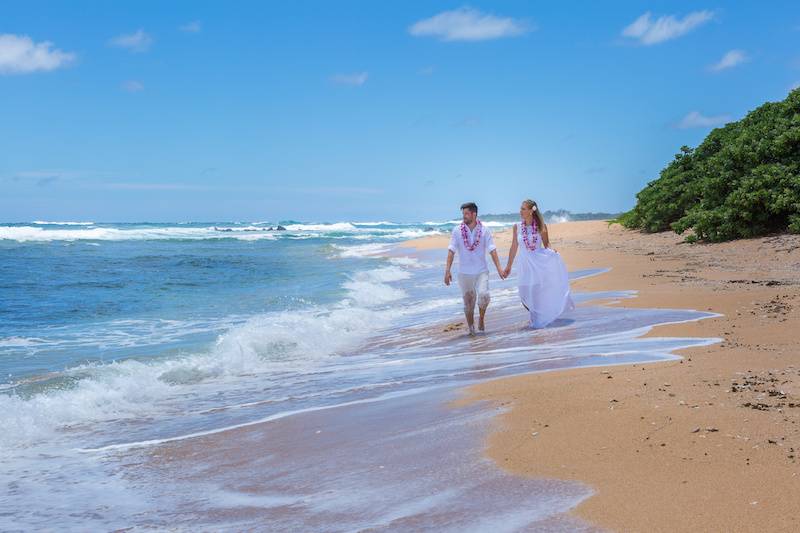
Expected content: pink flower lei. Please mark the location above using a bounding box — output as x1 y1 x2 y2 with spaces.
460 219 482 251
521 218 538 251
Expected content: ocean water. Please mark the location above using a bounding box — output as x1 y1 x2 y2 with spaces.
0 220 718 531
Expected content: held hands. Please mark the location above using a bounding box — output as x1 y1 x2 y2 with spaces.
502 265 512 278
496 265 507 280
444 270 452 286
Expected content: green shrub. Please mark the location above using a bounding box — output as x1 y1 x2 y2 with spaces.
620 88 800 241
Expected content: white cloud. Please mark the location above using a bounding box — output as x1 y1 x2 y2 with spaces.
121 80 144 92
409 7 531 42
709 49 747 72
109 29 153 52
330 72 368 86
622 11 714 45
179 21 202 33
418 65 435 75
676 111 731 129
0 34 75 74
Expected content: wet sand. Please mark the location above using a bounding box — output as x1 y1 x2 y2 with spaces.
130 387 597 531
406 221 800 532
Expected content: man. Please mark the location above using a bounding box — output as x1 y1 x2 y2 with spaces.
444 202 506 335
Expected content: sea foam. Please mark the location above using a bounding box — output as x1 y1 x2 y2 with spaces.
0 261 411 450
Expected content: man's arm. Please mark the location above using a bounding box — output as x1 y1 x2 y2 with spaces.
444 249 455 285
490 249 505 279
483 228 504 279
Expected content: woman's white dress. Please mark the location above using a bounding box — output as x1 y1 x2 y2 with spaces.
515 223 574 328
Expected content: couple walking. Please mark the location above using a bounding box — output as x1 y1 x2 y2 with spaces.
444 200 574 335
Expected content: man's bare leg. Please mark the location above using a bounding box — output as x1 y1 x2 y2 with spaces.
477 292 490 332
463 292 477 335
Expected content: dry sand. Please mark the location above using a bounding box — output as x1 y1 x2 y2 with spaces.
406 221 800 532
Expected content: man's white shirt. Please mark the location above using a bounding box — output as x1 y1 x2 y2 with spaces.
448 223 496 275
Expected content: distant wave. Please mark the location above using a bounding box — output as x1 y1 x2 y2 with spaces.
422 219 515 228
0 226 278 242
4 225 444 243
32 220 94 226
283 222 358 232
422 219 461 226
481 221 515 227
211 225 268 232
0 220 450 243
350 228 441 241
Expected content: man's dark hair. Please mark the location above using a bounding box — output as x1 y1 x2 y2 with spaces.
460 202 478 214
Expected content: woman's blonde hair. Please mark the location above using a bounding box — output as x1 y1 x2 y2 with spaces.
522 199 546 229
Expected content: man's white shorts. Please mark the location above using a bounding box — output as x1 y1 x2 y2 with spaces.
458 271 490 309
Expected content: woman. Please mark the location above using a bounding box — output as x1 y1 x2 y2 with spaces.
503 199 574 328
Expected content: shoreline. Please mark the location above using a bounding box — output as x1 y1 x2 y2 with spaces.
407 220 800 531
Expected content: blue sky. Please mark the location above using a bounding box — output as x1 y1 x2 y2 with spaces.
2 1 798 222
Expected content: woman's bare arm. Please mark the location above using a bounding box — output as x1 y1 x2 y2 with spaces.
504 224 518 275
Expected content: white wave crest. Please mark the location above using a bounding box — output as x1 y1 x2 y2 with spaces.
356 266 411 283
0 336 48 348
331 243 392 258
212 225 269 231
283 222 357 232
0 226 278 242
0 359 174 448
343 281 407 306
481 221 515 227
389 256 422 268
350 229 441 241
343 266 410 306
547 214 571 224
0 300 396 449
422 219 461 226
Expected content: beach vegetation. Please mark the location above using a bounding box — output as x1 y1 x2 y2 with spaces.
617 88 800 241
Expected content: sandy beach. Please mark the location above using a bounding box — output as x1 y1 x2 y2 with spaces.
406 220 800 532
